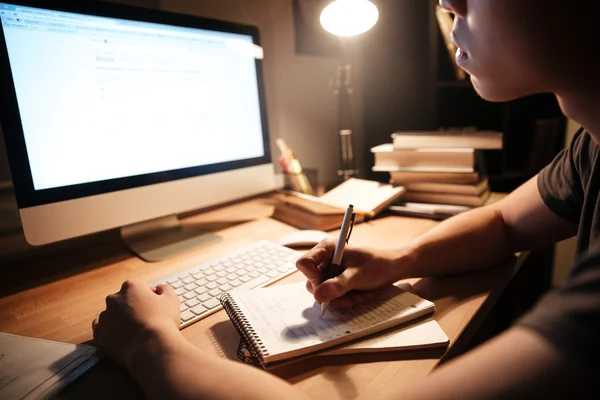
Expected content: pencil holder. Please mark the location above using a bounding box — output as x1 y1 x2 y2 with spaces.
283 168 317 196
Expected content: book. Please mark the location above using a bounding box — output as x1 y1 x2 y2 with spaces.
271 201 364 231
389 170 480 184
387 202 472 220
219 282 436 369
402 189 492 207
403 178 489 196
371 144 476 171
0 332 99 400
271 178 405 230
391 131 503 150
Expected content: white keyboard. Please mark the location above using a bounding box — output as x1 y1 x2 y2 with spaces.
151 240 300 328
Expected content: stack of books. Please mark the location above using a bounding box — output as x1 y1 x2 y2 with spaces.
371 130 503 217
272 178 405 231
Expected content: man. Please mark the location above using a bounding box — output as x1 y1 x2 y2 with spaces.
93 0 600 398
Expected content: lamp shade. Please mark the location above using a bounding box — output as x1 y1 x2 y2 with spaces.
320 0 379 37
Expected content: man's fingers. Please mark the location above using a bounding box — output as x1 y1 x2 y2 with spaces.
155 283 175 297
313 267 358 302
92 315 99 331
305 280 315 294
296 238 336 284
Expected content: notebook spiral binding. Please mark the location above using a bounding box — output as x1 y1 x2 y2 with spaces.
219 293 270 367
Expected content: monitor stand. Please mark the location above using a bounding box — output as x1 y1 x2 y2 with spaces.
121 214 221 262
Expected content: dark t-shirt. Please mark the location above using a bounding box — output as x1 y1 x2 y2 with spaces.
518 128 600 364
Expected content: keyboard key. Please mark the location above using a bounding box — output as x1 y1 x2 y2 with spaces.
194 286 209 295
206 282 218 290
183 277 194 284
206 274 219 282
185 299 200 308
267 270 281 278
216 277 228 285
175 287 186 296
171 280 184 289
181 310 195 321
208 288 222 297
195 278 208 286
184 283 197 291
183 292 196 300
198 293 211 302
203 298 220 309
230 279 242 287
219 284 233 292
191 304 207 315
180 303 189 312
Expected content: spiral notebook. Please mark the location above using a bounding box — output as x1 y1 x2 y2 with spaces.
219 282 436 369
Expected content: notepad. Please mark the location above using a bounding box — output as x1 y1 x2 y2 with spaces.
219 282 436 369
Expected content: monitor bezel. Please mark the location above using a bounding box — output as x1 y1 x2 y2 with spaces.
0 0 272 209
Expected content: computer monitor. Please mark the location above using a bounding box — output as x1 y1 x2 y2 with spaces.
0 0 275 261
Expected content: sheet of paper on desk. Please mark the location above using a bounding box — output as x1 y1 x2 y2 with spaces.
0 332 99 400
323 318 449 355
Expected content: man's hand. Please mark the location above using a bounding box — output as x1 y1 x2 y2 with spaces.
296 239 409 308
92 279 181 369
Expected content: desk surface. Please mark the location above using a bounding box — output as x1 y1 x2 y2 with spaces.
0 196 521 400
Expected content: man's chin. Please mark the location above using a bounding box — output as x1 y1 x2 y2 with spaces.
471 76 532 103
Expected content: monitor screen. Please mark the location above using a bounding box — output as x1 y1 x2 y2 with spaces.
0 0 275 250
1 1 268 192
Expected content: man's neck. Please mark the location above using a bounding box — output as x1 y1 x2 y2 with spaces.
557 90 600 142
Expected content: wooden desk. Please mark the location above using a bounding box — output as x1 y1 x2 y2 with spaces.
0 197 524 400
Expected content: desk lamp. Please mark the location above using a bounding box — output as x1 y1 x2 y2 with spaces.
320 0 379 180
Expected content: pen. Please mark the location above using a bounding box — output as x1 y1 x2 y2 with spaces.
321 204 355 316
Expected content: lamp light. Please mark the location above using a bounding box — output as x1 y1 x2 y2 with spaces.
320 0 379 37
320 0 379 180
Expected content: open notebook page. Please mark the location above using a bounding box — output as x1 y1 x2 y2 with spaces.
318 178 405 214
228 282 435 364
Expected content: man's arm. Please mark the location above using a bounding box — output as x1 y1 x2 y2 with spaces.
398 326 598 399
400 175 578 279
127 327 309 400
92 280 310 400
